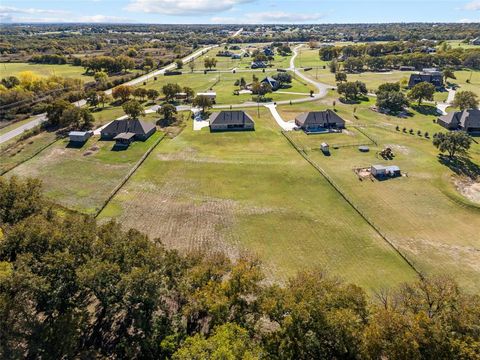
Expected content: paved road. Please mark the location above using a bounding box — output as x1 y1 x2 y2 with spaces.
0 45 218 145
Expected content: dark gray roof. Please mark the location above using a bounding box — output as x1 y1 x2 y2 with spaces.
408 73 443 88
114 132 136 140
439 109 480 129
101 119 155 137
209 111 255 126
295 110 345 127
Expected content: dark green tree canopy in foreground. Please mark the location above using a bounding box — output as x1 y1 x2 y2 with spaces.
0 176 479 359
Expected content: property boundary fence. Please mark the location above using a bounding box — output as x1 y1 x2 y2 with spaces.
94 133 166 218
0 136 63 176
281 130 422 277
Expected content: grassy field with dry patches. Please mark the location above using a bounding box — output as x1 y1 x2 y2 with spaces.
276 98 480 292
7 128 164 215
99 107 416 291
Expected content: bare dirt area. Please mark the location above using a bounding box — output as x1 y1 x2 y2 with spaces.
454 177 480 204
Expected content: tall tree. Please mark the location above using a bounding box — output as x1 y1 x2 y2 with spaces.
453 91 479 110
408 82 435 105
433 131 472 159
122 100 145 120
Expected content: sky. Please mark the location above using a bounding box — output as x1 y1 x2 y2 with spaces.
0 0 479 24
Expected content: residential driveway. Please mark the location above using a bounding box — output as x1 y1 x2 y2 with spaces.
0 45 217 145
264 103 297 131
437 88 456 115
191 107 210 131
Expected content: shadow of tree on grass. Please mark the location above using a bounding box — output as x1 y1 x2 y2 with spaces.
411 104 440 116
439 155 480 180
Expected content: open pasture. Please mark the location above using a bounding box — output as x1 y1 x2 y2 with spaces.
99 106 416 290
0 62 93 81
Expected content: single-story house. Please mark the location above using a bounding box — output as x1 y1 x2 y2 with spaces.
197 92 217 103
408 68 444 89
371 165 401 178
263 48 275 57
261 77 280 91
68 130 93 143
437 109 480 133
209 111 255 131
251 61 267 69
101 119 156 142
470 37 480 45
399 66 416 71
295 110 346 132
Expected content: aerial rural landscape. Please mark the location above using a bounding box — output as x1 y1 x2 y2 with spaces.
1 1 480 358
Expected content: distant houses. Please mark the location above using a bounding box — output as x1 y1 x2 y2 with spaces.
209 111 255 131
101 119 156 146
408 68 444 89
68 130 93 144
261 77 280 90
295 110 346 133
437 109 480 133
197 92 217 104
251 61 267 69
470 37 480 46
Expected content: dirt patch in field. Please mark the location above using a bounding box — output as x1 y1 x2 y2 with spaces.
385 144 410 155
104 176 242 258
83 144 100 157
454 177 480 204
402 237 480 273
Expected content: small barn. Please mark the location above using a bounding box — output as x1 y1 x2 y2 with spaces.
101 119 156 142
197 92 217 104
295 110 346 133
68 130 93 143
209 111 255 131
371 165 401 178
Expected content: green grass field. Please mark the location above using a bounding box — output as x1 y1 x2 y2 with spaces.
98 107 417 291
8 128 163 214
0 62 93 81
276 97 480 292
138 71 314 105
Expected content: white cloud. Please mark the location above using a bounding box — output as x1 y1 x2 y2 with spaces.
212 11 326 24
464 1 480 10
0 6 68 15
458 18 480 23
126 0 255 15
78 15 133 23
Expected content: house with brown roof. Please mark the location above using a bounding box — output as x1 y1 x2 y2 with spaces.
295 110 346 133
437 109 480 133
101 119 156 146
209 111 255 131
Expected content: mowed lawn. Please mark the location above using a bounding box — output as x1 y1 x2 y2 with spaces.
99 107 416 291
8 129 163 215
138 71 315 105
0 62 93 81
276 99 480 292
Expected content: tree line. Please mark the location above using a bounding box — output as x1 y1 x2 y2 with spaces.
0 177 479 359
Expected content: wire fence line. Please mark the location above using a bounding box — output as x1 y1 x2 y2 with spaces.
281 130 422 277
94 133 166 218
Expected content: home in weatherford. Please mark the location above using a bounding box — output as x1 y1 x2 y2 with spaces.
209 111 255 131
437 109 480 134
295 110 346 133
261 77 280 91
408 68 444 89
101 119 156 146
